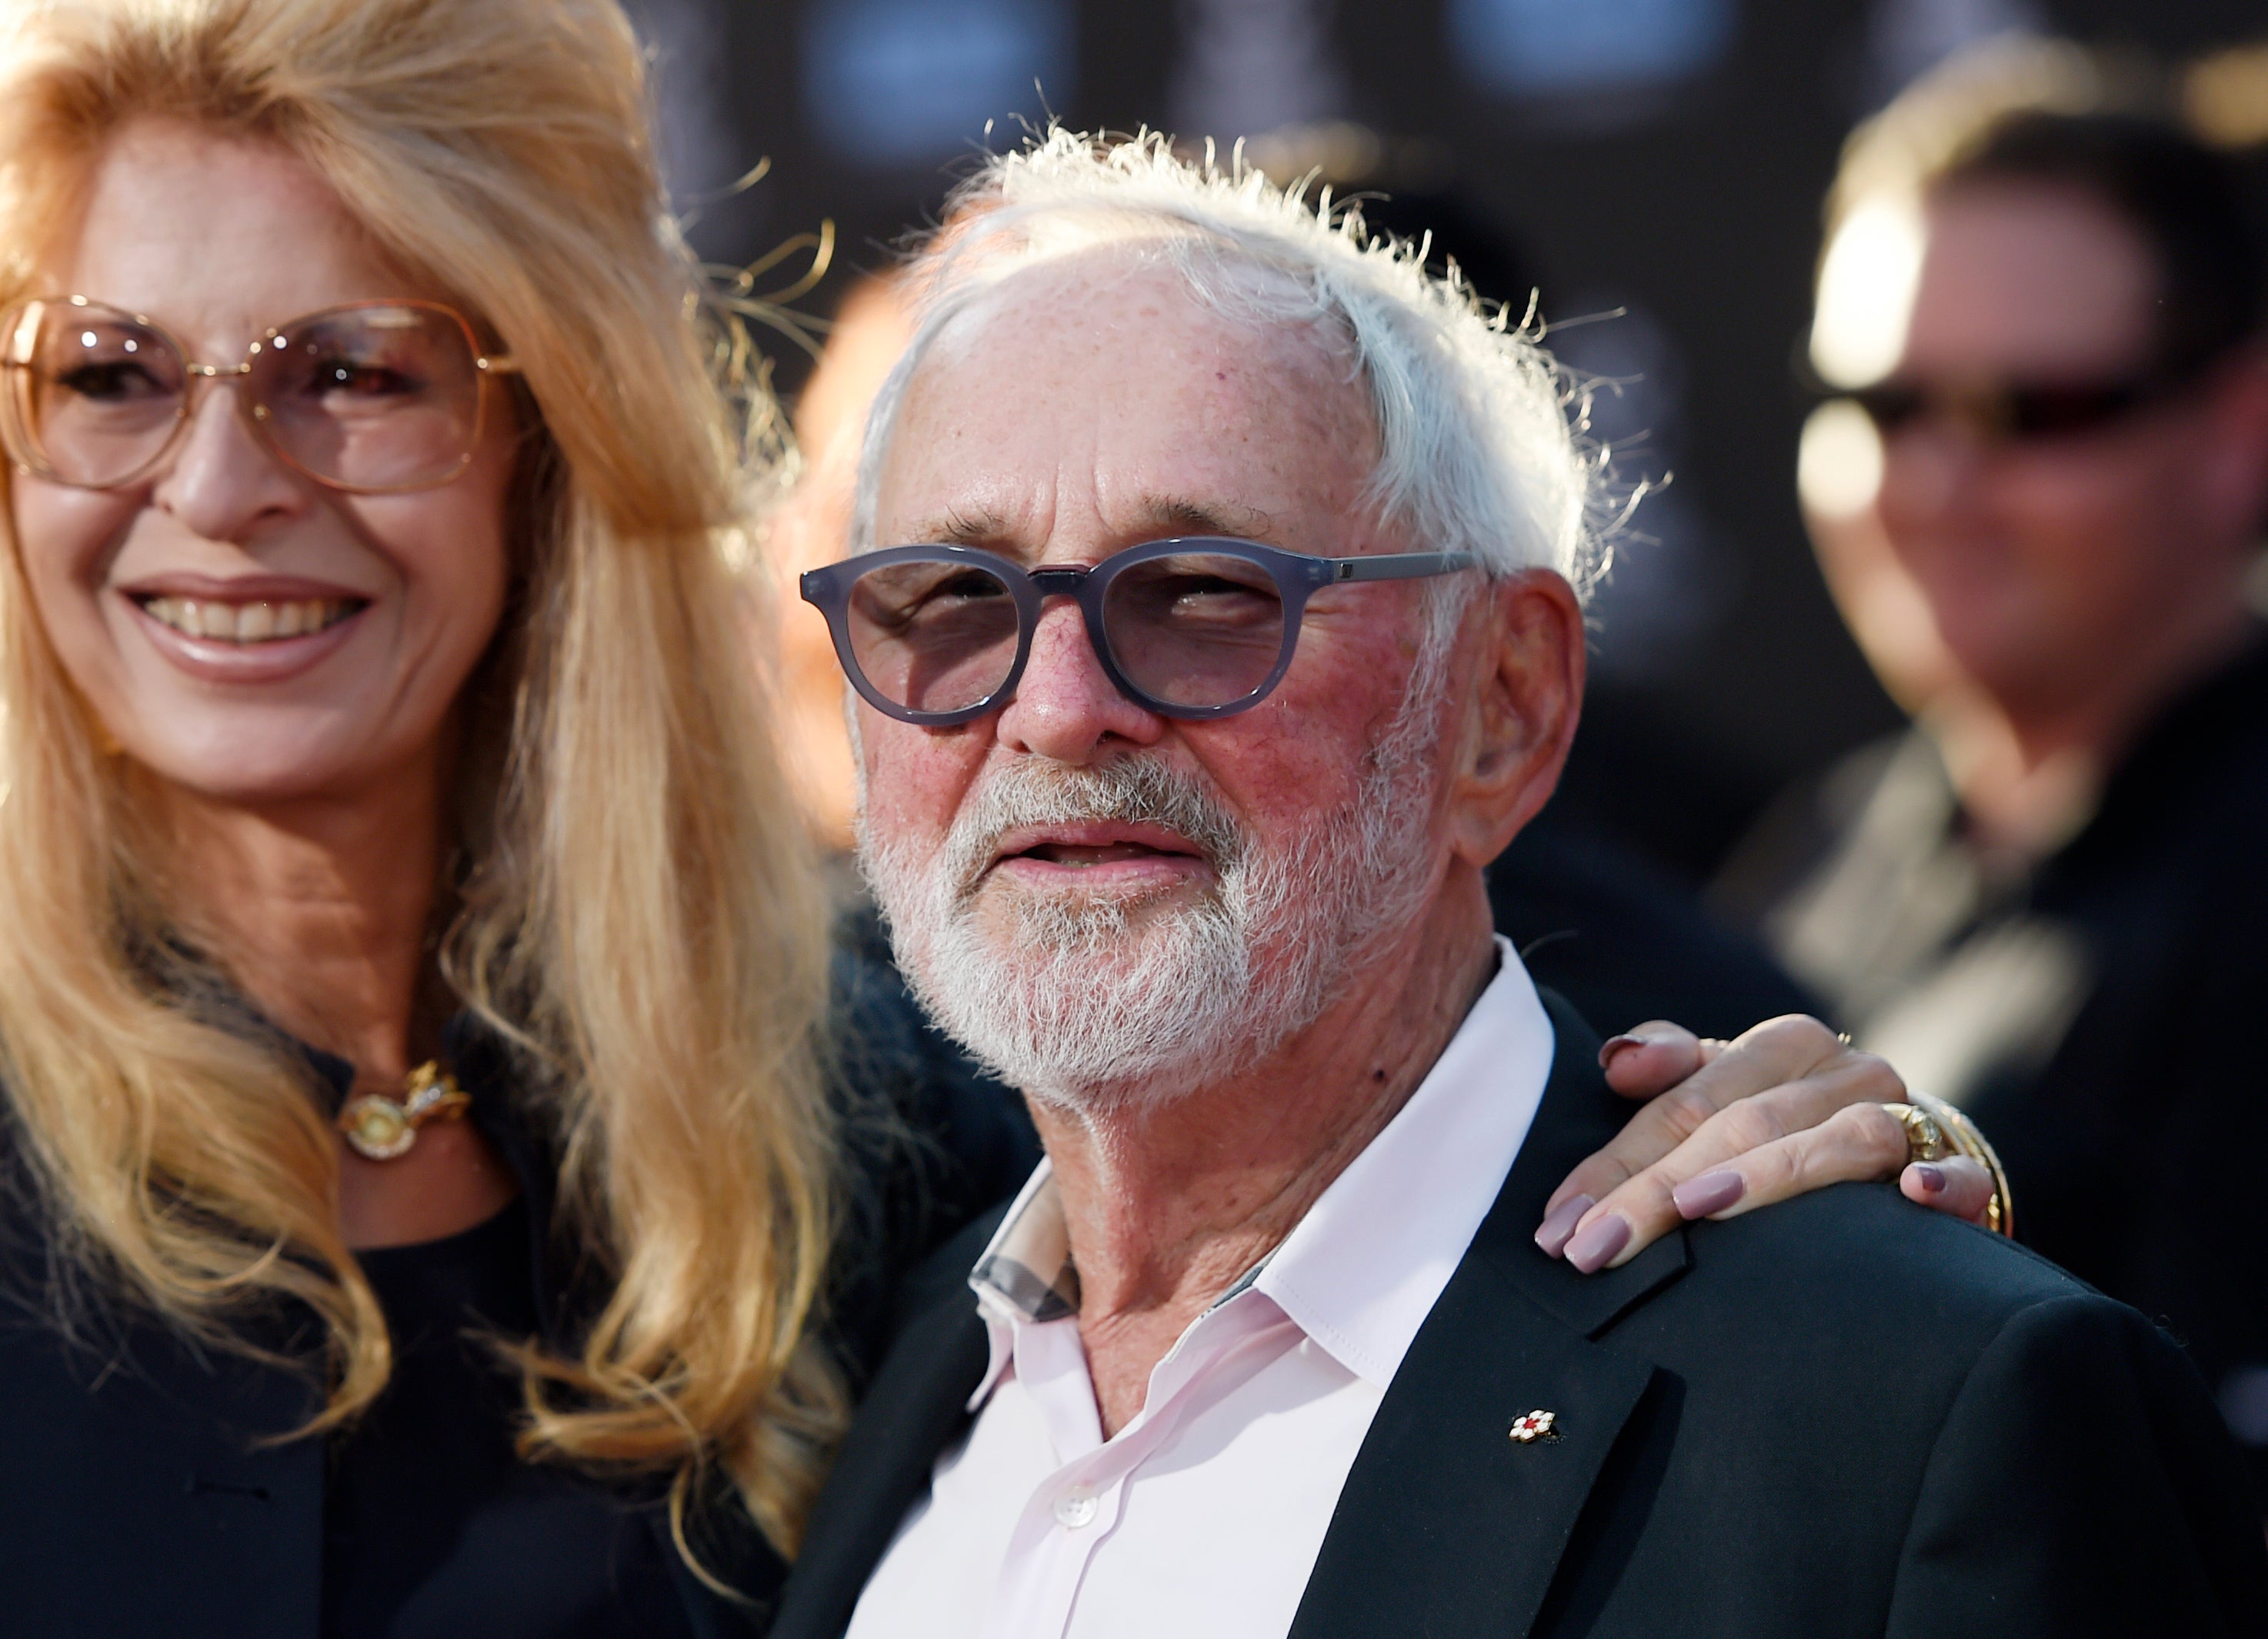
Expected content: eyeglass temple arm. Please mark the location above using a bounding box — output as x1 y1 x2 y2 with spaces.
1328 550 1482 582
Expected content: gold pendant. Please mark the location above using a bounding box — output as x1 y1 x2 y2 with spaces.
338 1061 471 1161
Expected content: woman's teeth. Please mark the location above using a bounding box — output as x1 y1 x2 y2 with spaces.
138 596 358 643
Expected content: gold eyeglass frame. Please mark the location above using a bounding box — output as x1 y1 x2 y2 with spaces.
0 294 521 496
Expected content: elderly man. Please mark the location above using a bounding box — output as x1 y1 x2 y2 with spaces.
775 135 2267 1638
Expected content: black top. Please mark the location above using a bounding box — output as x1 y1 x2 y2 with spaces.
770 992 2268 1639
0 936 1037 1639
1719 633 2268 1497
322 1200 693 1639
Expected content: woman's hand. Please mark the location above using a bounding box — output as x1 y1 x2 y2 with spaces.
1535 1016 2001 1272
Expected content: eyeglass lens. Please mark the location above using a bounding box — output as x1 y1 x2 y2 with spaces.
847 559 1026 716
843 549 1292 716
2 299 488 491
1097 550 1286 709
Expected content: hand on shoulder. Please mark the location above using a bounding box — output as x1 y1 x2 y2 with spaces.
1537 1016 2001 1273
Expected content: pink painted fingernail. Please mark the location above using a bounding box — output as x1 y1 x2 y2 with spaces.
1911 1162 1946 1195
1597 1035 1647 1071
1535 1193 1594 1258
1672 1169 1745 1219
1565 1213 1631 1274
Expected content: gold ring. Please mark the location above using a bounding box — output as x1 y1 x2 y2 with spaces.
1883 1095 2015 1237
1889 1101 1954 1164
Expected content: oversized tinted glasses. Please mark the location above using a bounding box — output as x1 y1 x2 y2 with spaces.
0 296 519 494
801 537 1479 725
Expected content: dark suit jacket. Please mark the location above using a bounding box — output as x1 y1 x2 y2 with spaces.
1717 636 2268 1491
769 994 2268 1639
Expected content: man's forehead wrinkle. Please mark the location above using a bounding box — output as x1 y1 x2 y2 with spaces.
908 496 1279 558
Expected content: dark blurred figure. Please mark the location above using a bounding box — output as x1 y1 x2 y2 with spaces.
1716 40 2268 1490
1492 823 1819 1042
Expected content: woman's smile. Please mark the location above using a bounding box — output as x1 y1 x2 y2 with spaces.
134 593 363 643
119 579 372 684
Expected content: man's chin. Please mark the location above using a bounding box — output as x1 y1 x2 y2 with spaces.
964 876 1213 950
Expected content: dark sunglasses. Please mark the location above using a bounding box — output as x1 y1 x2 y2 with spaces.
799 536 1479 726
1844 369 2189 445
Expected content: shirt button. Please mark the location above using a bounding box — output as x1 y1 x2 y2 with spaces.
1052 1485 1099 1529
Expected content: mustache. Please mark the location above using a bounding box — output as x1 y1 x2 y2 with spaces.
940 756 1249 901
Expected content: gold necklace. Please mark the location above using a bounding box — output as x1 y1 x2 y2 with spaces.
336 1061 471 1160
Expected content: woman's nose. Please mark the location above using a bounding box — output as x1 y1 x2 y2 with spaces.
148 378 307 539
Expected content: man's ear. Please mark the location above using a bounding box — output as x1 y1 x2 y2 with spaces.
1443 569 1586 870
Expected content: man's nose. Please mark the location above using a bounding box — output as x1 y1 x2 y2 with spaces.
1877 422 1984 525
992 596 1165 763
148 379 308 539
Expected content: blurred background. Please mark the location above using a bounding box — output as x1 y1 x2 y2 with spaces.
628 0 2267 888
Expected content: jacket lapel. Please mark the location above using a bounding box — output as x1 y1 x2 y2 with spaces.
1287 993 1688 1639
766 1217 1000 1639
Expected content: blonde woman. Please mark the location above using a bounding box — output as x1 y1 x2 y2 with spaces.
0 0 1055 1631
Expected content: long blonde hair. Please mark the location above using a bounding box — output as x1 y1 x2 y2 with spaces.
0 0 842 1554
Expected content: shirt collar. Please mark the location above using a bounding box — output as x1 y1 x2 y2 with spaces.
1251 936 1552 1387
970 1157 1079 1324
966 936 1555 1395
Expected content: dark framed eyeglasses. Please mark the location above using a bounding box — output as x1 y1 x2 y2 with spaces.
1843 368 2191 446
800 536 1480 725
0 295 520 494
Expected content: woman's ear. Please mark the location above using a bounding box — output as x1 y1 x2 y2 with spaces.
1443 569 1586 869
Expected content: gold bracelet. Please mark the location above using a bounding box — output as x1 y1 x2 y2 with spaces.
1887 1093 2015 1238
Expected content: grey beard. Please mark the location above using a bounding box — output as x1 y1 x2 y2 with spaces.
858 684 1447 1113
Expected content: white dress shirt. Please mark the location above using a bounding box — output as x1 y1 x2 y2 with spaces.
844 936 1555 1639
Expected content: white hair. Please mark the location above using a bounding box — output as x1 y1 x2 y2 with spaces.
849 127 1609 597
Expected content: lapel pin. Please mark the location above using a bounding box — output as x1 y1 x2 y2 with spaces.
1509 1409 1559 1444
